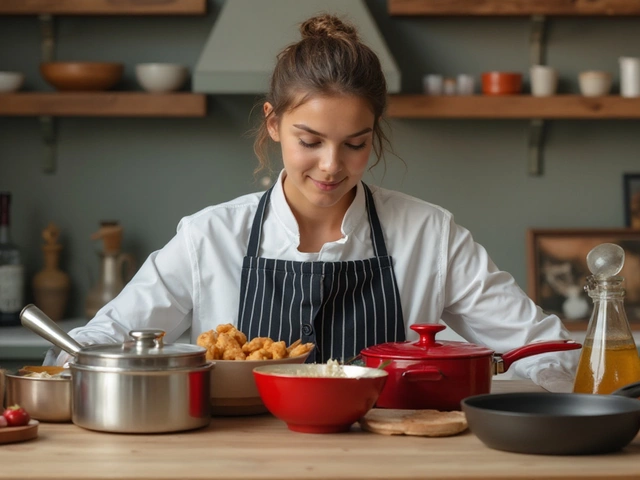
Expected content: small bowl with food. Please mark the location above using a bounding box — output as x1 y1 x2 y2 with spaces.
253 362 388 433
4 366 71 423
197 325 314 416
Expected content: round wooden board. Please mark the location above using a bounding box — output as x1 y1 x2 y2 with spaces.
359 409 468 437
0 420 39 444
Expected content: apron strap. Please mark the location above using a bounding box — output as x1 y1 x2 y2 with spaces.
246 186 273 258
362 183 388 258
246 183 388 258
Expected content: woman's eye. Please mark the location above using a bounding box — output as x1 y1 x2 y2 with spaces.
299 139 320 149
346 142 366 151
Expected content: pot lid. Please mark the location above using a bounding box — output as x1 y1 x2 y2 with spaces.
360 324 494 360
74 329 207 370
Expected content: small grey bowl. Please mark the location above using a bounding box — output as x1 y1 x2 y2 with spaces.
5 371 72 423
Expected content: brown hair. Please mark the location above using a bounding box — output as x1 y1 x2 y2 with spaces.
253 14 392 174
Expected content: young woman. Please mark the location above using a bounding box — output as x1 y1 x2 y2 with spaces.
45 14 578 391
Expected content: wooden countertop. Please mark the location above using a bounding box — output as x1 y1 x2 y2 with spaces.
3 380 640 480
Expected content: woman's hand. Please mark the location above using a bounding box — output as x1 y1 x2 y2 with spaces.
531 365 575 393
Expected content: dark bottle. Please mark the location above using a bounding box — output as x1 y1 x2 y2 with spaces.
0 192 24 326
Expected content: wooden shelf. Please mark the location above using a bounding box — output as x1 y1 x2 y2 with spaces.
0 0 206 15
386 95 640 119
388 0 640 16
0 93 207 117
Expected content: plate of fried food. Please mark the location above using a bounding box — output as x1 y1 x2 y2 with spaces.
197 324 314 416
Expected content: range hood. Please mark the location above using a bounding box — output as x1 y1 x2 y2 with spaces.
193 0 401 94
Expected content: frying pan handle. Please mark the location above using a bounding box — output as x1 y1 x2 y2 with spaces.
612 381 640 398
402 367 444 382
499 340 581 373
20 304 83 357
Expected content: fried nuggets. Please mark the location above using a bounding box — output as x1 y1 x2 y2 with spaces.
196 323 314 361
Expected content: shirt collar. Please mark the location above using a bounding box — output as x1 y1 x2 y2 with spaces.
270 169 368 241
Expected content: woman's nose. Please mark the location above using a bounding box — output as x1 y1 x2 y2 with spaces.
318 147 342 174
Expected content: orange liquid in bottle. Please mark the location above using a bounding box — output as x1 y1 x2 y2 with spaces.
573 342 640 394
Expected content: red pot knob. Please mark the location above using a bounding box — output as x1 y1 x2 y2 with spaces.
410 324 446 348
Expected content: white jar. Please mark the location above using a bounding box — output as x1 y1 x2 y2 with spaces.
530 65 558 97
619 57 640 98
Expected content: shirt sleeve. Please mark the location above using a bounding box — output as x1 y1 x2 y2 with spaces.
46 221 196 364
439 215 580 381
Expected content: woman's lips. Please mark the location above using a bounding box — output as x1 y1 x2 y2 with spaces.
311 178 344 191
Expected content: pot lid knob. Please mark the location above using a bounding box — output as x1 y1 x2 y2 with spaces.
411 324 445 348
129 329 165 351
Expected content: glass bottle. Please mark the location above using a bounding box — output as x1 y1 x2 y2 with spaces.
0 192 25 326
573 275 640 394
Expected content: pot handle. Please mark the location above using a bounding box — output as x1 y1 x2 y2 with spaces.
612 381 640 398
498 340 581 373
401 367 444 382
20 304 83 357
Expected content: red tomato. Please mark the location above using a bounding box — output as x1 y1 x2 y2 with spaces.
3 404 30 427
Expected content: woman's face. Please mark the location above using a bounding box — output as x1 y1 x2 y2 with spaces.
265 94 375 214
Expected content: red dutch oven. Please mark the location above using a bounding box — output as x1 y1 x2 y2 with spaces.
360 324 581 411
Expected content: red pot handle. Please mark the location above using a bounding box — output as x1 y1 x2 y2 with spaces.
401 367 444 382
499 340 582 373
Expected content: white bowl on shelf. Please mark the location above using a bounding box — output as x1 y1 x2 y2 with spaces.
578 70 612 97
135 63 188 93
0 71 25 93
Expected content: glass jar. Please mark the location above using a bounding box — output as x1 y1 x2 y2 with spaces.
573 275 640 394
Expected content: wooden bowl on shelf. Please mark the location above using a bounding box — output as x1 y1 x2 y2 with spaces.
40 62 124 91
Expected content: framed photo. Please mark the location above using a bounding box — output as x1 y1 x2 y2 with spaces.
623 173 640 229
527 228 640 330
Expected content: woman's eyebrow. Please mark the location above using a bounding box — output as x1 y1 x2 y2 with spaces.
293 124 372 138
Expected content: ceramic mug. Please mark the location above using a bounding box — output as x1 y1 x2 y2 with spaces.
578 70 612 97
456 74 475 95
423 74 443 95
443 77 457 95
530 65 558 97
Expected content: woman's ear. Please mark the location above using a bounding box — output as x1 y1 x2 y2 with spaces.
264 102 280 142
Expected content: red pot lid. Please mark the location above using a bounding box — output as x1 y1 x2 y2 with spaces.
360 324 494 360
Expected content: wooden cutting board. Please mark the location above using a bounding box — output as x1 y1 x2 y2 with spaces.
0 420 39 445
359 409 468 437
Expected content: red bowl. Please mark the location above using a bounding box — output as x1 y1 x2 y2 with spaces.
253 364 388 434
481 71 522 95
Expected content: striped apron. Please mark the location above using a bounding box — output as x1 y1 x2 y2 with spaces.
237 183 405 363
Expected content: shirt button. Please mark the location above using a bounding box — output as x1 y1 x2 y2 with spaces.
301 324 313 336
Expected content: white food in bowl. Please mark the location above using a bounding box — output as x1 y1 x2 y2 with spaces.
0 71 25 93
135 63 188 93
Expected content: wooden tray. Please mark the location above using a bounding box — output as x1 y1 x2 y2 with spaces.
0 420 39 444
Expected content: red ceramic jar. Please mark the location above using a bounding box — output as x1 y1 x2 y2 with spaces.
360 324 581 411
481 71 523 95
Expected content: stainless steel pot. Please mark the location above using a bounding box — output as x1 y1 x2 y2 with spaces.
20 304 213 433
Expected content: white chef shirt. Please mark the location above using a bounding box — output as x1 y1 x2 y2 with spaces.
47 170 578 382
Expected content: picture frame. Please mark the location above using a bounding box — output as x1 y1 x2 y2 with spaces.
623 173 640 229
527 228 640 331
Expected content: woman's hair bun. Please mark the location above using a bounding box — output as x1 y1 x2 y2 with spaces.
299 14 359 41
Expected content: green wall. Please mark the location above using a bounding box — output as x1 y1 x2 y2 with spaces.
1 0 639 320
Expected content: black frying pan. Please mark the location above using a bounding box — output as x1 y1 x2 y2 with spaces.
461 381 640 455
